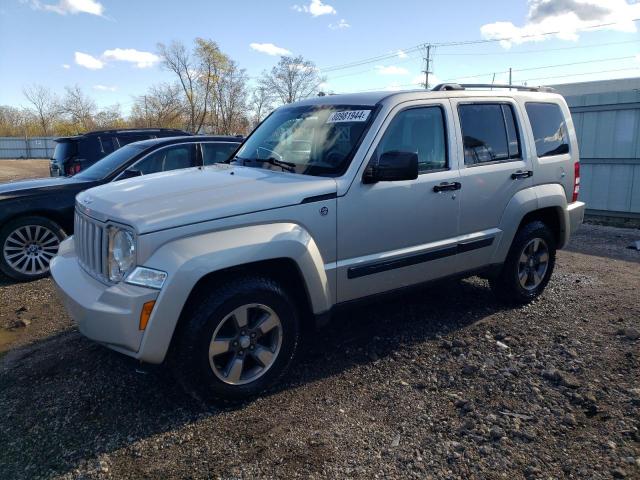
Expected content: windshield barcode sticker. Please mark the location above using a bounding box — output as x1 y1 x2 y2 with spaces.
326 110 371 123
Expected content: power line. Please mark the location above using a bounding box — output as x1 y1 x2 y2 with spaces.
342 60 640 94
436 39 640 56
520 66 640 83
319 17 640 73
441 55 638 83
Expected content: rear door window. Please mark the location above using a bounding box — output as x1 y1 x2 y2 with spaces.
525 102 569 157
117 134 152 147
201 142 240 165
458 103 521 166
97 136 118 156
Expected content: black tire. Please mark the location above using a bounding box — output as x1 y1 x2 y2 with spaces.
170 275 301 404
490 221 556 305
0 216 66 282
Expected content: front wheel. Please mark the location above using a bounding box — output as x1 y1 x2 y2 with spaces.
0 216 66 281
170 276 300 403
490 221 556 304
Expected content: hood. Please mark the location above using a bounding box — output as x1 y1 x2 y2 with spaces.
77 164 338 233
0 176 90 200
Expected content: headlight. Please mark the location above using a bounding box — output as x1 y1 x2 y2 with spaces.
108 226 135 282
126 267 167 290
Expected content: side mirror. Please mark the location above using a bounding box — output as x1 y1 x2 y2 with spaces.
363 151 418 184
118 168 142 180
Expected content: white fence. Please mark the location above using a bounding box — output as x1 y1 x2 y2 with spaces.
0 137 57 159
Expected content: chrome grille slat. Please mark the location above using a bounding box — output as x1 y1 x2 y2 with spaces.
74 209 107 282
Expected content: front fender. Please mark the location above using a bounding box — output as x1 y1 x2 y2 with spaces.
137 222 331 363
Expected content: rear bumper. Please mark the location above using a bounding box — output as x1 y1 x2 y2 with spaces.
564 201 586 247
50 238 158 357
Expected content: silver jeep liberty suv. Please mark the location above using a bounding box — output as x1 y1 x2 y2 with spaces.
52 84 585 402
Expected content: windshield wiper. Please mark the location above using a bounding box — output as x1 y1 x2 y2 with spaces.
252 157 296 172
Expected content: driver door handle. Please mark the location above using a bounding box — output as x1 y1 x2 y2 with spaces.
433 181 462 192
511 170 533 179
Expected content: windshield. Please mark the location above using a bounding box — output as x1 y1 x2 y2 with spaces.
74 144 146 181
234 105 375 176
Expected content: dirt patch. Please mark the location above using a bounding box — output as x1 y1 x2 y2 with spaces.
0 159 50 182
0 225 638 479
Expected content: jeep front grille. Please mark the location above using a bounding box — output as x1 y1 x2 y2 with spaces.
74 210 107 281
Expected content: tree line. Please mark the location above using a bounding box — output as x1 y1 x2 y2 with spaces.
0 38 325 138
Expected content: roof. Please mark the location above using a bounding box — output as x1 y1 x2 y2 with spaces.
55 128 190 142
288 86 562 108
127 135 243 149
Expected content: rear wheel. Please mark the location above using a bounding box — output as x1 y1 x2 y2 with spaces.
0 216 66 281
170 276 300 403
490 221 556 304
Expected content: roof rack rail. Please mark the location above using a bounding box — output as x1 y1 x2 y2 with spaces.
78 127 191 136
431 83 557 93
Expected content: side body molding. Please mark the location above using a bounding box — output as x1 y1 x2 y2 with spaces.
491 183 568 264
138 223 331 363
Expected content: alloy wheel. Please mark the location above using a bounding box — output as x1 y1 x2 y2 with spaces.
517 238 549 291
2 225 60 276
208 303 283 385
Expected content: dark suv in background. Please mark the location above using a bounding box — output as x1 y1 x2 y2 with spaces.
50 128 191 176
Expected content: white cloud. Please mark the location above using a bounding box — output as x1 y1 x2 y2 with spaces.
74 51 104 69
103 48 160 68
397 50 408 59
375 65 410 75
329 18 350 29
292 0 336 16
62 63 70 69
481 0 640 48
26 0 104 16
250 42 292 56
93 84 117 92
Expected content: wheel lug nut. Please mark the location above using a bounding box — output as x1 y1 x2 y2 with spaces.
250 332 256 338
232 341 238 346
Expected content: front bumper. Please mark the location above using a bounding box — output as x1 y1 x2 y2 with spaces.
50 238 159 357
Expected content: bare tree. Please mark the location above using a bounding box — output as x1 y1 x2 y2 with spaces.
131 83 185 128
211 60 249 135
157 38 228 133
23 84 59 136
0 106 29 136
249 86 274 127
259 55 324 105
94 104 125 129
61 85 96 131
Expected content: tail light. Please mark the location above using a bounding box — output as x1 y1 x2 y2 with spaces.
572 161 580 202
66 163 82 175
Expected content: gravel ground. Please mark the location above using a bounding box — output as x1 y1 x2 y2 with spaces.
0 225 638 480
0 159 50 182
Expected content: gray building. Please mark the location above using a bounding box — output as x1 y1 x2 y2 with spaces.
552 77 640 220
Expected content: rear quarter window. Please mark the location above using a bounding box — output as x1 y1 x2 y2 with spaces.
525 102 570 158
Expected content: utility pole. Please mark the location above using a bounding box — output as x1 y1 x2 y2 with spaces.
422 44 433 89
144 95 149 128
509 68 512 89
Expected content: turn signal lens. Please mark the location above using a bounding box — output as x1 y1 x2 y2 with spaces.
139 301 155 331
